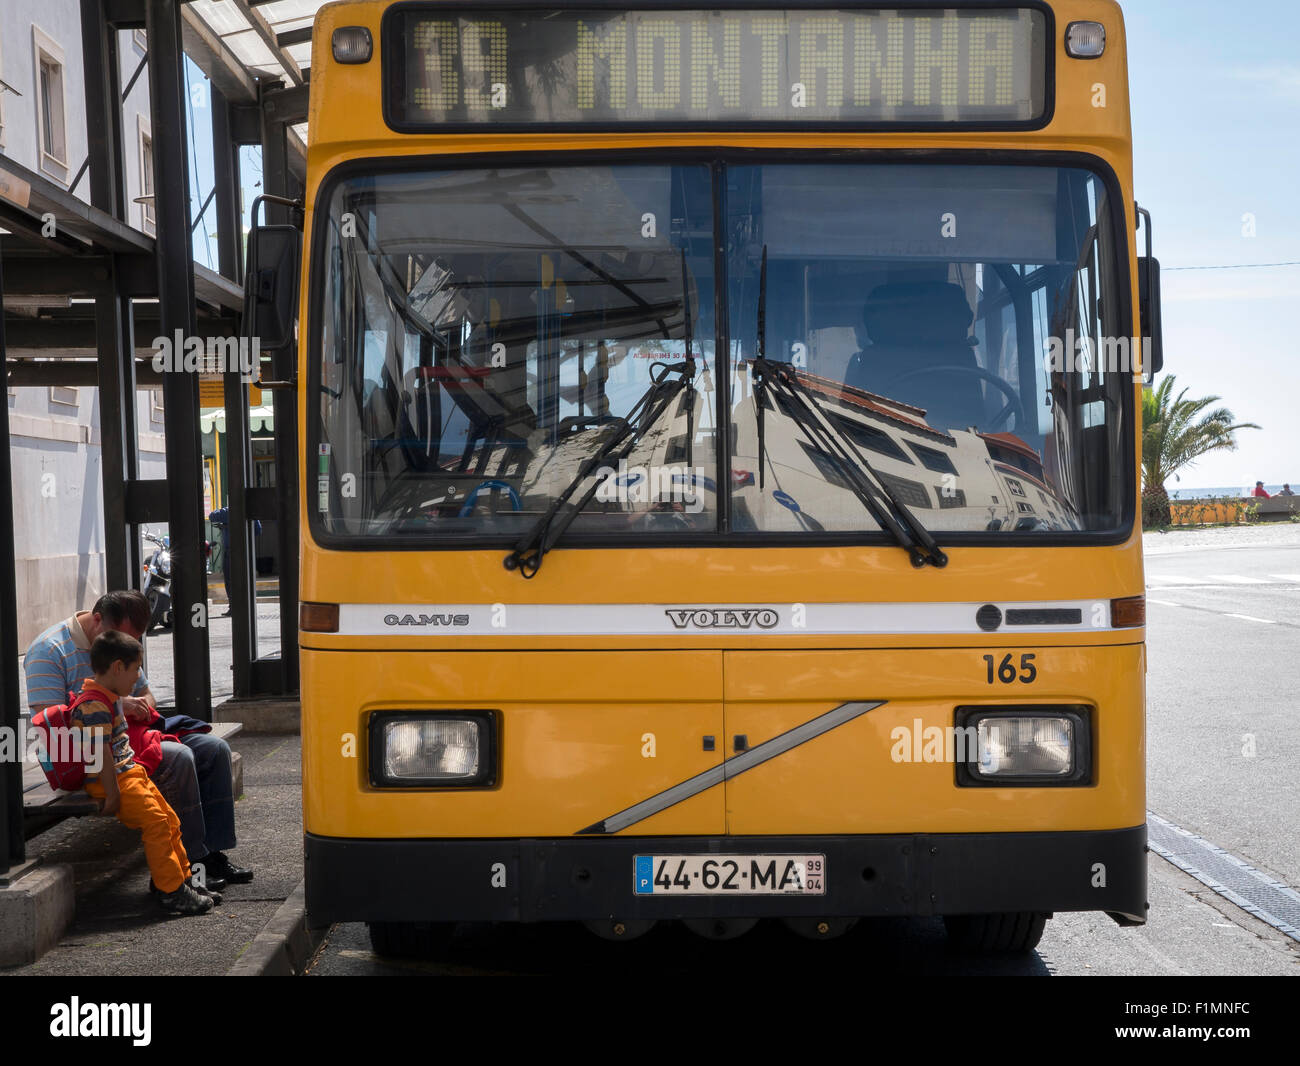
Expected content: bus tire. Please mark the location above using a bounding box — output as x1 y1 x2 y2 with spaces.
367 921 455 959
943 912 1049 953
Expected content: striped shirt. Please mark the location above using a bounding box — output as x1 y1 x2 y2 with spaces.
71 679 136 779
23 615 150 713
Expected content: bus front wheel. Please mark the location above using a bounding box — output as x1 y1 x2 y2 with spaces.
367 921 455 959
943 912 1050 954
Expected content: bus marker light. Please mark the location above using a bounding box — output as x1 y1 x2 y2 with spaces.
1110 596 1146 628
1066 22 1106 59
332 27 373 65
300 602 339 632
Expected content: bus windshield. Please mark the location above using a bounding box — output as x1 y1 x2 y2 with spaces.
312 160 1129 544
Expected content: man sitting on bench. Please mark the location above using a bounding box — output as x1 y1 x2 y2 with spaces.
24 590 253 890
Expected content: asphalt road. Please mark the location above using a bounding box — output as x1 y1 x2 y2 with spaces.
303 530 1300 976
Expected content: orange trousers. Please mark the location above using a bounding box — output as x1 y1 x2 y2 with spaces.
85 766 189 893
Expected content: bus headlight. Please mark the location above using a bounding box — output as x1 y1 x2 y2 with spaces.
954 707 1091 786
368 713 496 787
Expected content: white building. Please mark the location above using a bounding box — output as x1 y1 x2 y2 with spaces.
2 3 166 645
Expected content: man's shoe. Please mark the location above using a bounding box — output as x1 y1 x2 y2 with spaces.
205 851 253 884
157 882 213 916
188 861 227 892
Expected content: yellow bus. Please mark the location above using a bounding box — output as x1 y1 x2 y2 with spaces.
282 0 1161 954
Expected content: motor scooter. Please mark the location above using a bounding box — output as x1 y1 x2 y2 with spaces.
142 530 172 631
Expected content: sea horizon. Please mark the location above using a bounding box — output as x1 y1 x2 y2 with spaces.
1168 485 1295 499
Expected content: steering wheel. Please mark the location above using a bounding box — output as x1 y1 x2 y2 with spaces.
884 365 1026 432
457 479 522 517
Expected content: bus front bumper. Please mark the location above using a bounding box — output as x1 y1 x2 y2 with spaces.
304 826 1147 925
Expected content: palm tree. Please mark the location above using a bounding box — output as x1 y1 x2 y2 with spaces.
1141 375 1259 527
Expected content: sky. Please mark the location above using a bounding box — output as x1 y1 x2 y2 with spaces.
1124 0 1300 490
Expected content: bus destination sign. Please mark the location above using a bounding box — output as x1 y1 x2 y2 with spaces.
387 7 1048 128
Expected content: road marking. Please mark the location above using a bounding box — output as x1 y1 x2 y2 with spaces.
1270 574 1300 582
1207 575 1269 585
1147 574 1210 585
1147 812 1300 944
1147 599 1182 607
1225 613 1276 624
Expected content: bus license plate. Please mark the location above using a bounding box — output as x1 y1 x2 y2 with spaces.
634 855 825 895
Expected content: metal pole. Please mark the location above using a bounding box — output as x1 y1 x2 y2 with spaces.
145 0 211 718
81 0 121 217
223 373 255 696
95 264 143 593
0 243 25 874
260 85 299 694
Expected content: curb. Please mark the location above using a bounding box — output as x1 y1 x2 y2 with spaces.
226 880 326 976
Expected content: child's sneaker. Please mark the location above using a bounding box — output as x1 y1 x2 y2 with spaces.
188 878 223 905
150 878 222 905
157 882 214 916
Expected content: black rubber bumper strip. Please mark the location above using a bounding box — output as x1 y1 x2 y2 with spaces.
304 826 1148 925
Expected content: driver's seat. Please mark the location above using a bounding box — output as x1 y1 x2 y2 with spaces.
844 282 986 429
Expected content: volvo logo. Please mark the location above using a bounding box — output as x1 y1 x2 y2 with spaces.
383 612 470 627
664 608 780 630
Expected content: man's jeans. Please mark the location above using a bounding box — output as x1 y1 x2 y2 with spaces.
151 734 237 862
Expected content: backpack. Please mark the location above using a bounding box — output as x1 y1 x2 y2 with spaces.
31 691 106 792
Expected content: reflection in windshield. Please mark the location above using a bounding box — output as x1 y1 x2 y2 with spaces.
312 162 1128 544
315 166 718 538
726 163 1126 534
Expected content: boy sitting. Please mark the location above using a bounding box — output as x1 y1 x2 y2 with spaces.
76 631 217 916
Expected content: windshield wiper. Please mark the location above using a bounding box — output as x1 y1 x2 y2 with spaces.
681 248 697 472
504 359 695 578
751 359 948 569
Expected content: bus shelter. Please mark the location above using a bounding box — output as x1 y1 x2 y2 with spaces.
1 0 324 876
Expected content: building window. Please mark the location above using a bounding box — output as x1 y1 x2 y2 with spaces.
139 125 156 235
133 28 148 53
798 441 850 491
151 388 165 423
32 28 68 181
1006 478 1026 497
49 385 78 408
831 415 912 463
880 473 931 509
1017 501 1035 514
908 442 958 475
665 435 690 464
937 488 967 509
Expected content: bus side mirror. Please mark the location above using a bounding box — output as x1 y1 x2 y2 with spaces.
245 224 301 353
1138 256 1163 382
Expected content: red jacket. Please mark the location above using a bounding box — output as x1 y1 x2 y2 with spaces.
126 710 179 775
1254 486 1271 498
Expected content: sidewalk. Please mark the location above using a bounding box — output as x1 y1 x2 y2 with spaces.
2 732 303 976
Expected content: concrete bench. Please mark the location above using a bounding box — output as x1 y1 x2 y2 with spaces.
1254 495 1300 521
21 721 244 837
